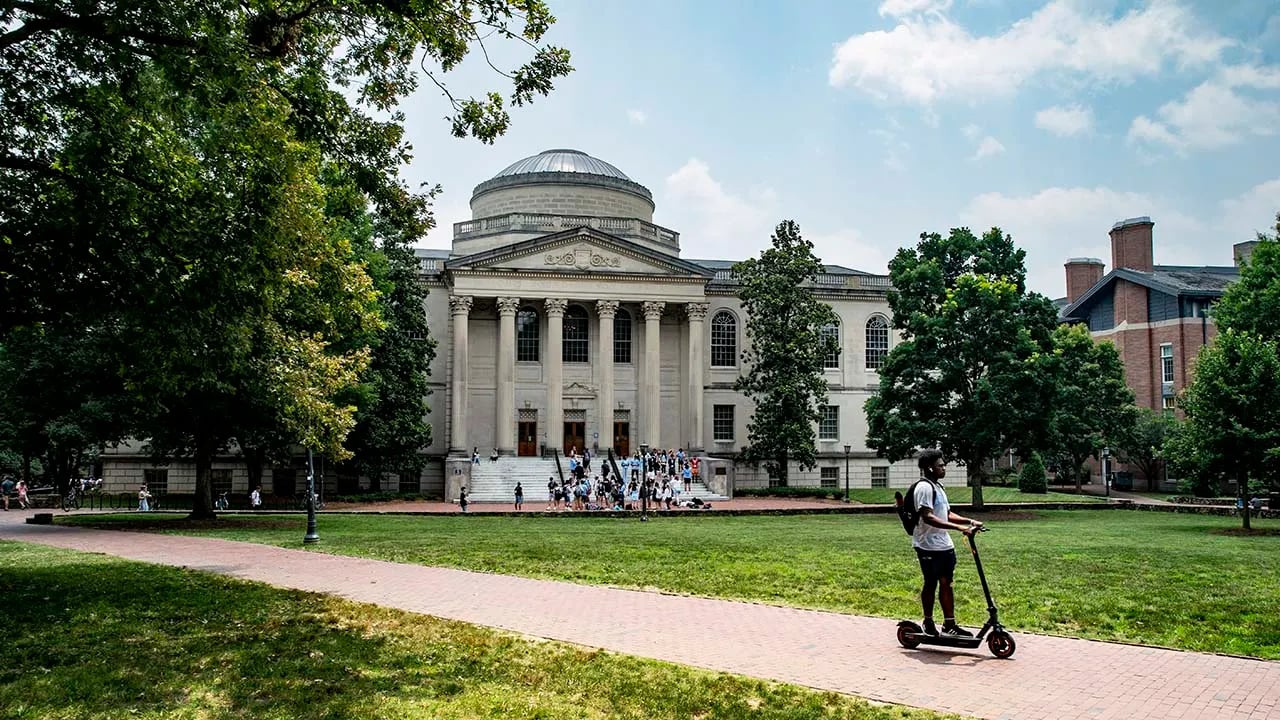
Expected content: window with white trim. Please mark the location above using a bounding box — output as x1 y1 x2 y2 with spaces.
819 405 839 440
613 309 632 364
712 405 735 441
711 311 738 367
517 308 540 362
821 322 840 368
871 466 888 488
866 315 889 370
820 466 839 488
1160 343 1174 384
563 305 589 363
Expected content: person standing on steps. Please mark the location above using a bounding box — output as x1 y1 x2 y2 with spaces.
514 482 523 511
912 449 983 637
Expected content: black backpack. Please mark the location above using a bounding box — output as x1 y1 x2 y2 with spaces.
894 479 935 535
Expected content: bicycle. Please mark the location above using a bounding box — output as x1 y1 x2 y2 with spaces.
61 485 81 512
295 491 325 511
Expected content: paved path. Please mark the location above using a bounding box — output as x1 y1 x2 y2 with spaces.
2 512 1276 720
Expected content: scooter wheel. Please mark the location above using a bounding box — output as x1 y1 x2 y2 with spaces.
987 630 1016 658
896 622 921 649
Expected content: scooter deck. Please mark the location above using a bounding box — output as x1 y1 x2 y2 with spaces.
901 632 982 649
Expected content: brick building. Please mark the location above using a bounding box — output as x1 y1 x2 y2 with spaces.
1057 217 1255 487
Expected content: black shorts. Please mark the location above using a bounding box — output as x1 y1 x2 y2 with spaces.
915 548 957 583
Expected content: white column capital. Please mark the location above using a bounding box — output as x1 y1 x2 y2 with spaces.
641 301 666 321
685 302 710 322
544 298 569 318
596 299 620 319
497 297 521 316
449 295 474 316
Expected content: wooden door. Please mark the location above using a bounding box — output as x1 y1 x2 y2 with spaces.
613 421 630 457
563 421 585 457
517 421 538 457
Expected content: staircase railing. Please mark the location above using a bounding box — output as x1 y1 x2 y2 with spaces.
552 448 565 485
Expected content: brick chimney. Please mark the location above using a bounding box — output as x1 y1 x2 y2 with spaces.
1064 258 1105 304
1110 216 1154 272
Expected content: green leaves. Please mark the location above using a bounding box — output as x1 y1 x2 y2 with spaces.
867 227 1058 508
732 221 839 483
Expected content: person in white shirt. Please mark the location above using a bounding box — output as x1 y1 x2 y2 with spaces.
912 449 983 637
250 485 262 509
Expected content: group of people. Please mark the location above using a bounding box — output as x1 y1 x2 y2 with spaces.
537 446 709 512
1 476 29 510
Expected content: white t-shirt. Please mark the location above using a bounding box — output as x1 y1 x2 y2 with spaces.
912 480 954 552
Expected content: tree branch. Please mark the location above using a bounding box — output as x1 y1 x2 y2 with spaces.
4 1 198 51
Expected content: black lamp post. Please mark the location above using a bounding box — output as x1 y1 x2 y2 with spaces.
1101 447 1111 499
843 444 851 503
304 448 319 544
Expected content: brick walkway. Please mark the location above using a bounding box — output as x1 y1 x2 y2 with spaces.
2 513 1276 719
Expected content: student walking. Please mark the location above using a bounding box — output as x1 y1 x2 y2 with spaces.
514 482 524 511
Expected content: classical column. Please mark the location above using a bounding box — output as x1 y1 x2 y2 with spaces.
448 295 474 454
596 300 619 455
686 302 709 452
496 297 521 455
641 301 665 448
545 298 568 454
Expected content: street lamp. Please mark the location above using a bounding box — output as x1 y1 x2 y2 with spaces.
843 444 851 503
304 448 319 544
1101 447 1111 500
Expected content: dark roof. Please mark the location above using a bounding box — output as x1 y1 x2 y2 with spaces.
686 259 872 275
1060 264 1239 320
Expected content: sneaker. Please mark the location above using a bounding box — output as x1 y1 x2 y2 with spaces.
941 623 974 637
922 618 939 636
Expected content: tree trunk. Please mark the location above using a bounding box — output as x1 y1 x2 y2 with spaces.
189 434 217 520
1240 472 1251 531
243 445 264 497
777 450 788 487
968 463 984 511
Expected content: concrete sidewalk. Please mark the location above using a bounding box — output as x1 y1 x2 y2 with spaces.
1 512 1276 720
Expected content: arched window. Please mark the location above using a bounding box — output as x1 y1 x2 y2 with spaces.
710 311 737 367
820 322 840 369
563 304 589 363
516 307 540 362
613 308 633 364
865 315 889 370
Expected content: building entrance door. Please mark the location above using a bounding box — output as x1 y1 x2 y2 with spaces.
563 421 585 457
517 420 538 457
613 421 630 457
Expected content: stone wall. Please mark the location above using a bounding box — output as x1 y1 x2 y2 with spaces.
471 182 654 223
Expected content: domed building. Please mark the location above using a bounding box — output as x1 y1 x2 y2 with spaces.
102 149 908 502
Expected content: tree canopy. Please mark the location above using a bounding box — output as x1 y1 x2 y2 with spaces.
732 220 839 485
865 227 1059 509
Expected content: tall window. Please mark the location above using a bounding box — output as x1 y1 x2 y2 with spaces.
563 305 589 363
821 322 840 369
614 309 632 364
1160 343 1174 384
865 315 889 370
711 311 737 367
211 469 233 496
713 405 735 441
143 468 168 495
819 405 839 440
517 308 540 362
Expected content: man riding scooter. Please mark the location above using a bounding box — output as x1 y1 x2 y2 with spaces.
911 449 983 636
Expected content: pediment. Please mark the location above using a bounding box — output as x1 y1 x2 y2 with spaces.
447 227 712 278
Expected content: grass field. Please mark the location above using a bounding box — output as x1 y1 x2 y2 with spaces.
0 542 954 720
64 509 1280 659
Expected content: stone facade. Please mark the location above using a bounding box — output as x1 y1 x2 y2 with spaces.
101 148 915 499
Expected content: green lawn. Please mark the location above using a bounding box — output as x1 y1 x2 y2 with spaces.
0 541 954 720
64 510 1280 659
838 487 1102 504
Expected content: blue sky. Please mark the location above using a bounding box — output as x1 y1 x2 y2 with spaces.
403 0 1280 297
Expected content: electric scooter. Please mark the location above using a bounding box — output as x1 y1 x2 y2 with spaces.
896 526 1017 658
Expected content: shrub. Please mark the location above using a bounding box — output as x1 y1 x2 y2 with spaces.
1018 453 1048 494
735 486 838 499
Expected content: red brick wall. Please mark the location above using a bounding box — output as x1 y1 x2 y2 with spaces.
1110 222 1154 272
1065 261 1104 303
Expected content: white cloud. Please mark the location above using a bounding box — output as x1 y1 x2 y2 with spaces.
960 180 1280 296
626 109 648 125
662 158 779 260
829 0 1233 105
807 228 894 276
962 123 981 141
418 197 473 249
972 135 1006 160
878 0 951 18
1035 104 1094 136
1128 65 1280 152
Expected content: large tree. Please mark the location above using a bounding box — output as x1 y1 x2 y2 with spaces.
866 227 1058 510
1163 330 1280 529
0 1 570 516
1113 407 1178 492
1210 212 1280 339
732 220 839 486
1043 324 1136 493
